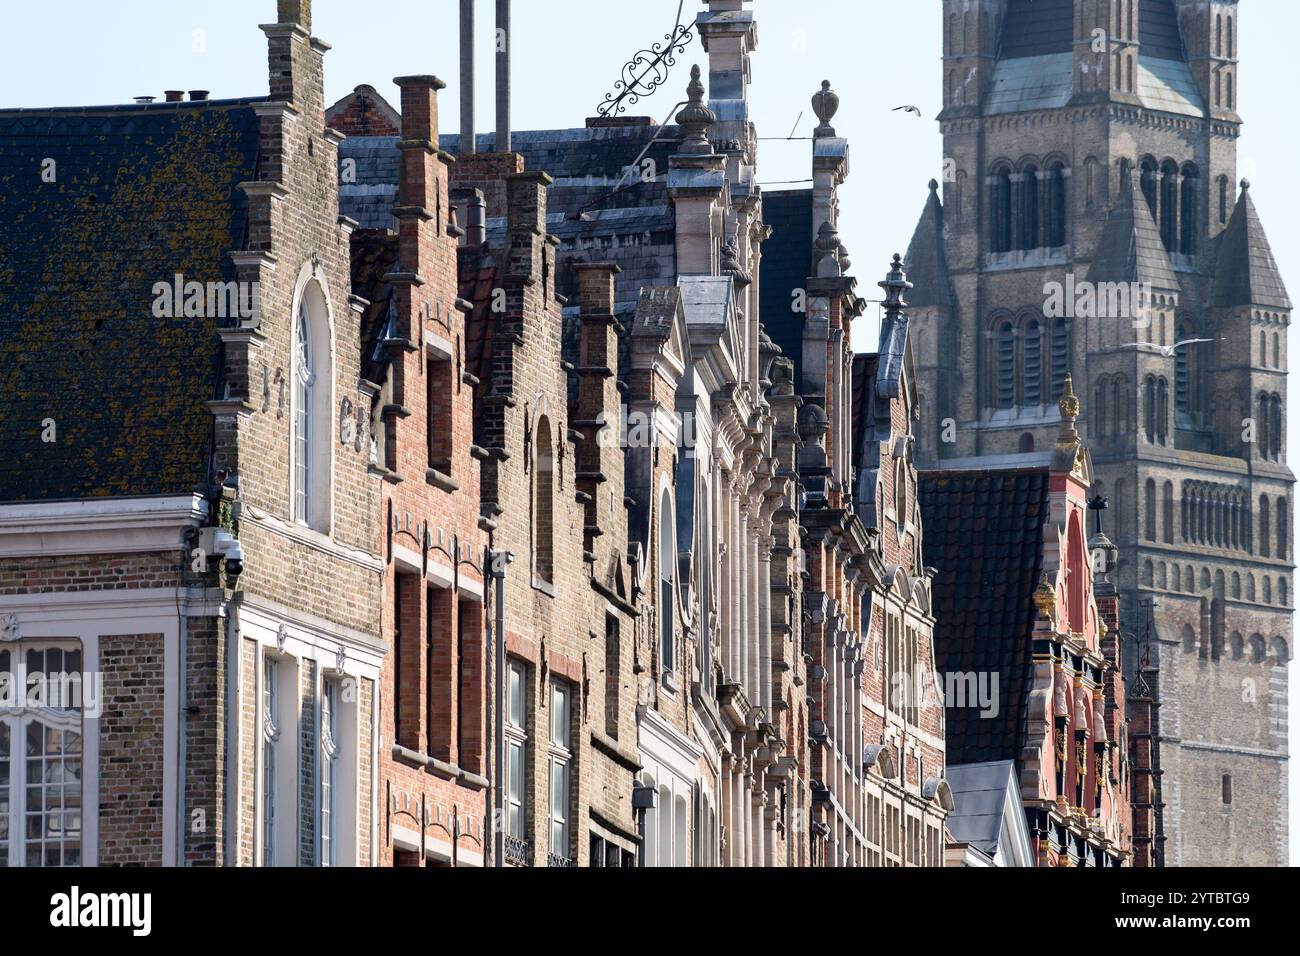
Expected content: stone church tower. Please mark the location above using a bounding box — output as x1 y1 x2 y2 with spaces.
909 0 1291 865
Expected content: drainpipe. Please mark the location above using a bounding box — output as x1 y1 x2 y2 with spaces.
487 546 513 865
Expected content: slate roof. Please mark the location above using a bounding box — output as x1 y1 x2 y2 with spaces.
918 467 1051 766
0 100 264 502
850 353 880 470
349 231 401 388
759 189 813 387
904 181 952 309
945 760 1020 854
1212 183 1293 310
999 0 1075 59
1087 177 1180 292
1139 0 1186 61
457 247 500 442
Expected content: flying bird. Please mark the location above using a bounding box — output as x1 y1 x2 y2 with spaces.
893 105 923 117
1121 338 1219 358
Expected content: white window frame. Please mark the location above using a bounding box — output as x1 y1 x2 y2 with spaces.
259 652 299 867
320 676 339 867
290 272 335 536
504 660 528 846
261 655 280 867
0 640 84 868
293 301 315 526
548 681 572 862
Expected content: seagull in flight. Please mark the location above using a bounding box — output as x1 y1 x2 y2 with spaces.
1121 338 1219 358
893 105 923 117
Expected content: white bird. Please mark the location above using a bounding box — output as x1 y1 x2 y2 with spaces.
892 105 922 117
1120 338 1219 358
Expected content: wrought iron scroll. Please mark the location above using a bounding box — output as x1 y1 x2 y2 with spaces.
597 0 695 118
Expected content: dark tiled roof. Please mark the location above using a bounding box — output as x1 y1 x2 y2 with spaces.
851 353 879 470
1139 0 1186 61
349 231 400 388
999 0 1074 59
458 247 500 441
919 468 1051 766
1212 184 1293 310
1087 178 1179 292
904 181 953 309
759 189 813 387
0 102 263 501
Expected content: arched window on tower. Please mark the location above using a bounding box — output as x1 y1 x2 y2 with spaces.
1019 165 1040 251
1278 498 1288 560
1047 162 1068 247
1216 14 1223 57
1159 160 1179 252
1164 482 1175 544
1260 495 1271 558
1156 378 1169 445
1051 318 1069 400
1180 164 1199 254
991 165 1013 253
1228 15 1235 58
1269 394 1282 460
1145 479 1157 542
1176 324 1191 416
1140 158 1159 218
1024 318 1042 405
1226 72 1234 109
994 320 1015 409
1094 377 1108 442
1144 376 1157 443
1219 175 1229 224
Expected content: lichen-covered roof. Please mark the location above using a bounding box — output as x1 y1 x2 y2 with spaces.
0 101 264 501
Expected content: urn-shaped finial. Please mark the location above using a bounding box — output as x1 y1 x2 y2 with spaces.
812 80 839 136
676 65 717 155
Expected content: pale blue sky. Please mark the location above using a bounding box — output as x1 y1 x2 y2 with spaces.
2 0 1295 864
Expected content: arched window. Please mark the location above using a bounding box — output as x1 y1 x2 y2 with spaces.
1156 378 1169 445
1250 634 1267 663
293 280 333 532
1159 160 1179 252
1046 162 1068 247
657 784 672 867
1278 498 1289 560
1261 331 1268 368
1258 392 1271 458
1247 574 1256 601
1219 175 1229 224
1222 774 1232 805
1143 560 1154 588
1260 495 1271 557
995 321 1015 408
1232 572 1241 598
534 416 555 585
1264 577 1273 604
1216 14 1223 57
1281 579 1289 607
991 165 1013 253
1269 394 1282 460
1272 332 1280 369
659 488 676 675
1140 158 1159 218
1019 165 1040 251
1227 16 1235 58
1050 318 1069 400
1173 564 1182 590
1272 636 1289 663
1230 632 1243 659
1176 324 1191 415
1145 479 1157 542
1163 482 1174 544
1180 164 1199 254
1144 376 1157 443
1226 72 1234 109
1024 319 1043 405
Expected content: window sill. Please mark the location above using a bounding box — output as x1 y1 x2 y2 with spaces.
662 670 679 694
532 576 556 598
425 467 459 493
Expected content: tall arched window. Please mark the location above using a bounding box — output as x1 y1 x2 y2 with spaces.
1046 162 1068 247
1019 165 1040 251
1159 160 1179 252
1269 394 1282 460
1216 14 1224 57
1180 164 1199 254
1163 482 1175 544
995 321 1015 408
991 165 1013 253
1050 318 1069 400
1176 325 1191 415
1278 498 1288 560
1145 479 1157 542
1140 158 1159 218
534 416 555 585
1258 392 1271 459
293 280 332 533
659 488 676 675
1024 319 1042 405
1219 176 1230 224
1156 378 1169 445
1260 495 1271 558
1144 376 1157 443
1226 72 1234 109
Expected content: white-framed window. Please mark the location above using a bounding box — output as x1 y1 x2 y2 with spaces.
1 641 84 867
548 681 572 862
505 660 528 847
261 655 280 868
292 278 333 533
659 488 676 676
320 677 339 868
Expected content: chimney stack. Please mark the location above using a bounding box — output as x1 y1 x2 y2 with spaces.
134 96 156 105
460 0 476 155
165 90 185 103
189 90 210 102
277 0 311 30
495 0 511 152
452 187 487 247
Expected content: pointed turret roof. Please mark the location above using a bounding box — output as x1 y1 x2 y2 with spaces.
1212 180 1292 310
904 179 953 309
1086 177 1179 292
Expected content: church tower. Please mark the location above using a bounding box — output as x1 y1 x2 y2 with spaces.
910 0 1291 865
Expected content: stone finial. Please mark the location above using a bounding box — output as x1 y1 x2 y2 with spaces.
278 0 311 30
1059 373 1080 420
1241 178 1251 192
879 254 912 311
837 243 852 273
721 236 752 286
812 80 839 137
815 221 842 278
929 178 940 194
676 65 717 155
1033 573 1057 620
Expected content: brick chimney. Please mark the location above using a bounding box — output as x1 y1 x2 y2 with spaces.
263 0 325 117
573 263 622 554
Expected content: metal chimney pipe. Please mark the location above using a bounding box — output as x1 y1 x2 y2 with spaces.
495 0 511 152
460 0 476 155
